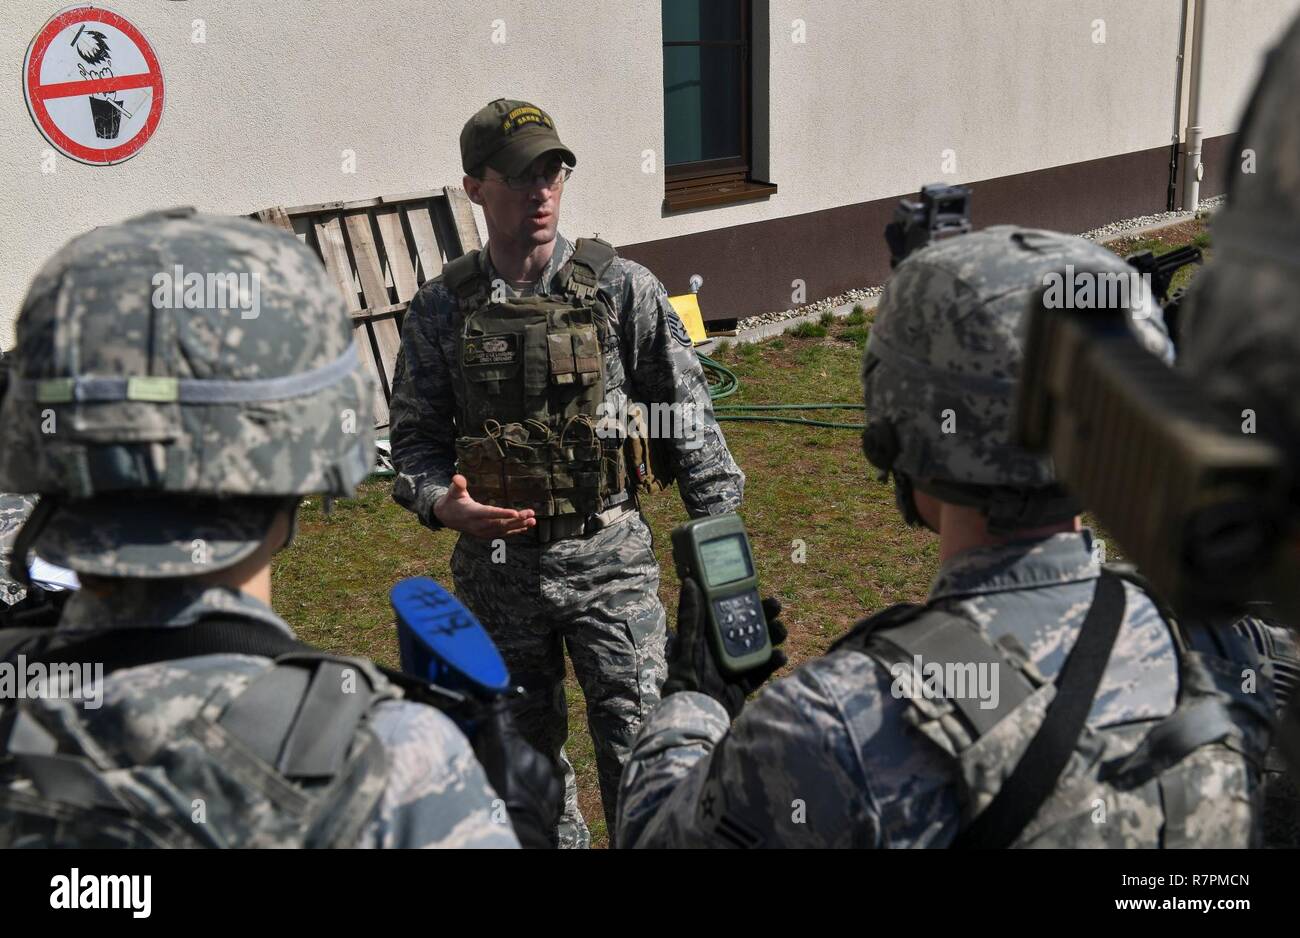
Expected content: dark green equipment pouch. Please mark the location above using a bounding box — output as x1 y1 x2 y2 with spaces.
444 239 632 520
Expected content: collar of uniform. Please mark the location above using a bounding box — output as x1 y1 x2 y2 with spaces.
481 232 575 297
927 529 1099 603
59 579 295 637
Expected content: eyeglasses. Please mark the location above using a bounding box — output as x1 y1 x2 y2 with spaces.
484 165 573 192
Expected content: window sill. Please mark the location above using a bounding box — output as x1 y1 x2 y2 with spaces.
663 179 777 212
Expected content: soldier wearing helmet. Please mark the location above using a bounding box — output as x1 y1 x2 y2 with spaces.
0 209 526 848
1178 11 1300 850
618 226 1273 848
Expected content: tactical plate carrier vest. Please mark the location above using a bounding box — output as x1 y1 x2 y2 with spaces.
443 239 630 520
0 618 398 848
830 567 1273 847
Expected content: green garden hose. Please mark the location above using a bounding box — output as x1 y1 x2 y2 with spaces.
698 351 864 429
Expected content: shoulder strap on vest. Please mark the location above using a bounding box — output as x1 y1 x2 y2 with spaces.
3 615 414 783
442 249 491 310
4 613 463 732
838 574 1137 848
951 570 1127 848
835 602 1036 737
557 237 617 302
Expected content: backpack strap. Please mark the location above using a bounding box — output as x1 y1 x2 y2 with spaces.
219 653 378 780
950 570 1127 848
2 615 459 783
835 575 1130 848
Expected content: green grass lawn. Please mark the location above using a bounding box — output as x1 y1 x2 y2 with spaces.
271 219 1208 847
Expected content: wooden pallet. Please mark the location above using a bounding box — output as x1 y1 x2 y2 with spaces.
251 187 483 429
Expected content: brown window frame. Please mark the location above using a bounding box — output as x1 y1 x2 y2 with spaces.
663 0 777 212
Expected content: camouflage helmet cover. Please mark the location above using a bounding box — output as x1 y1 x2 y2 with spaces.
0 208 375 576
863 225 1173 495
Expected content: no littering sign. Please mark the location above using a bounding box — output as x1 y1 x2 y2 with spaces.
24 6 165 165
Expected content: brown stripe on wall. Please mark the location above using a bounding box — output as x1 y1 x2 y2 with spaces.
1200 133 1238 199
619 133 1234 322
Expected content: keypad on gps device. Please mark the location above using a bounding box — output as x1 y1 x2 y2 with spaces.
712 591 766 656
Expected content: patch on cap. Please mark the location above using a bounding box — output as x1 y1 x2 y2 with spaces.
501 105 555 135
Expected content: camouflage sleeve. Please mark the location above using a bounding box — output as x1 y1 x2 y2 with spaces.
360 699 520 848
1 493 37 608
618 659 889 848
389 283 457 529
618 264 744 517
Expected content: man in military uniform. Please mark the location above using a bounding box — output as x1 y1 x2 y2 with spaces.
389 98 744 846
618 227 1274 848
0 210 537 848
1178 10 1300 849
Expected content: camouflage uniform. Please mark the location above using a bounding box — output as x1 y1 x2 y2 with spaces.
1 581 518 848
619 227 1273 848
0 209 519 849
0 493 35 610
390 232 744 844
621 531 1272 847
1179 12 1300 849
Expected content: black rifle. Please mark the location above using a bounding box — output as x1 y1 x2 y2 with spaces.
884 184 972 268
1124 244 1203 345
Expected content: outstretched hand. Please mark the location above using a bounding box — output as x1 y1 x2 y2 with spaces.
433 474 536 538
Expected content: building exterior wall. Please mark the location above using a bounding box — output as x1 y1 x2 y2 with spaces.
2 0 1297 342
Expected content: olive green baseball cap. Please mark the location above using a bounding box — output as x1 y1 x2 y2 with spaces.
460 99 577 177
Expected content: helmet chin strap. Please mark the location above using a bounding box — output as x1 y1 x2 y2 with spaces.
279 497 304 552
892 471 936 533
862 423 935 532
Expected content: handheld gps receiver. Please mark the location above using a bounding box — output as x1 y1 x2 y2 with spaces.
670 514 772 674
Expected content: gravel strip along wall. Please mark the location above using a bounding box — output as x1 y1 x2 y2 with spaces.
721 197 1224 345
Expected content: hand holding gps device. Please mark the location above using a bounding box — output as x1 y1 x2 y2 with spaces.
671 513 771 674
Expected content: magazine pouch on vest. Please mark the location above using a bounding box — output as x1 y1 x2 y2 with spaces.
0 622 398 848
830 569 1273 847
444 239 630 519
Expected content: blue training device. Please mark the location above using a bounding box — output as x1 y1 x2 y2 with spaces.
391 576 512 699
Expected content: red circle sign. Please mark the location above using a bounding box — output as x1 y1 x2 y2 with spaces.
23 6 165 166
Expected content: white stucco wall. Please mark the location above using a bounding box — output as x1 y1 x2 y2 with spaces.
1200 0 1300 134
2 0 1296 344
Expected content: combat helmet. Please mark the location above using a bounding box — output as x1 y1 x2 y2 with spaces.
862 224 1173 532
0 208 375 578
